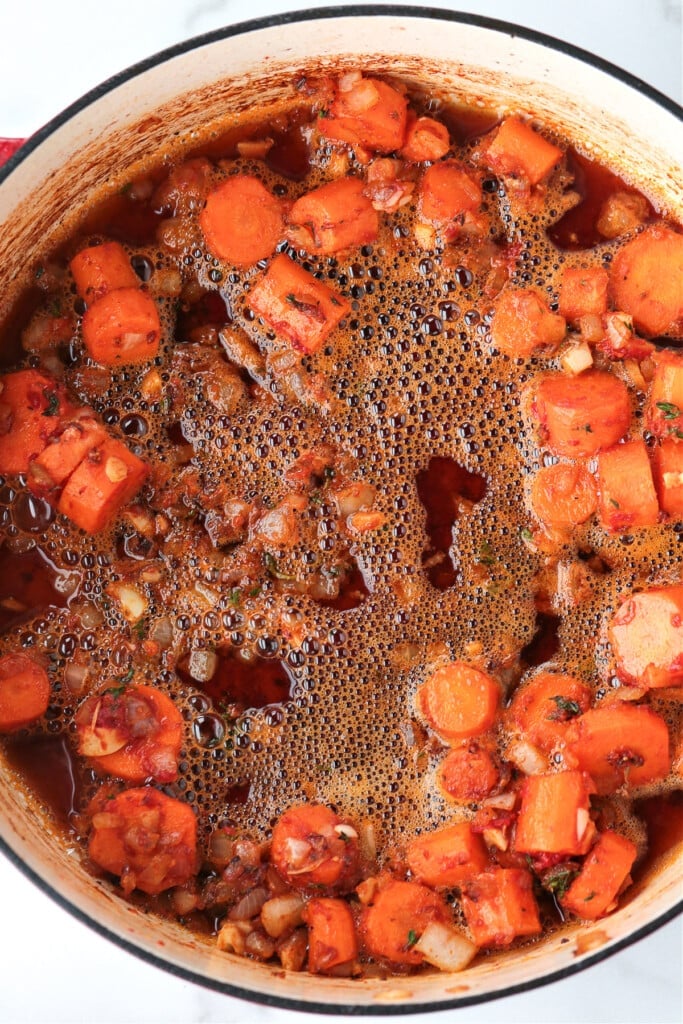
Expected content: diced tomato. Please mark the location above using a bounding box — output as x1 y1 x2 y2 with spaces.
400 113 450 163
199 174 284 266
359 878 449 966
58 436 148 533
596 440 659 532
652 438 683 516
287 177 378 254
609 585 683 688
418 160 481 237
81 288 161 365
462 868 542 947
533 370 631 457
609 224 683 336
646 349 683 439
482 117 563 187
319 76 408 154
270 803 359 892
558 266 609 322
70 241 139 303
513 771 595 856
560 830 638 920
565 704 671 793
0 370 66 474
303 898 358 974
490 288 566 358
0 652 50 732
28 416 106 497
406 822 489 887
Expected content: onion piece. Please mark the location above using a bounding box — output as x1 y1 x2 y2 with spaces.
149 616 174 649
506 738 547 776
187 648 218 683
228 886 269 921
261 894 304 938
560 341 593 375
413 921 478 972
106 582 148 624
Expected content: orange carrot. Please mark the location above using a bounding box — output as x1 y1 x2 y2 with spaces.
70 241 139 303
646 349 683 439
199 174 284 266
596 440 659 533
75 684 183 783
400 114 450 163
529 461 597 531
482 117 563 186
270 803 359 892
81 288 161 365
418 160 481 236
560 830 638 920
319 76 409 154
565 704 671 794
558 266 609 322
652 438 683 517
248 254 351 354
88 786 197 895
513 771 595 856
359 878 449 966
58 436 148 533
609 224 683 336
28 416 106 497
287 177 378 254
406 822 489 887
609 585 683 688
0 652 50 732
438 743 499 803
490 288 566 358
462 868 542 947
417 661 500 740
507 672 592 753
0 370 66 474
303 897 359 974
533 370 631 458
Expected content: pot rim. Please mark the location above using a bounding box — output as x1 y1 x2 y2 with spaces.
0 4 681 1014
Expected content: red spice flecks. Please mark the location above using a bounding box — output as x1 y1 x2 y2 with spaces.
0 138 25 166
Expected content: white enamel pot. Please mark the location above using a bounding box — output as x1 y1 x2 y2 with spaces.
0 6 681 1014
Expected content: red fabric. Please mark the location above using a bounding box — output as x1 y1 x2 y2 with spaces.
0 138 25 166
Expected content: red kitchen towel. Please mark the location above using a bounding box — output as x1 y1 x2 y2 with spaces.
0 138 25 166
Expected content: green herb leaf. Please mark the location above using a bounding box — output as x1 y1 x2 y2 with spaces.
248 585 262 598
132 619 146 640
547 695 582 721
669 427 683 440
543 867 577 899
406 929 418 949
520 527 533 543
477 540 495 566
657 401 680 420
263 552 295 581
228 588 241 607
41 389 60 417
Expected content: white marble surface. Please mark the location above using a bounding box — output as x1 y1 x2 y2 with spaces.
0 2 682 1022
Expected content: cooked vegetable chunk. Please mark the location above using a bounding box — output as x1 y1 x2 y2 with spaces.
303 897 359 974
438 743 499 803
270 803 359 892
401 114 450 162
81 287 161 365
491 288 565 358
609 586 683 688
359 878 449 966
406 822 488 887
560 830 637 920
507 672 592 752
287 177 378 254
58 436 148 533
558 266 609 322
482 117 562 186
418 661 499 740
596 440 659 533
513 771 595 856
646 349 683 439
70 241 139 302
0 369 66 474
199 174 284 266
533 370 630 457
462 868 542 947
529 461 597 531
652 438 683 516
609 224 683 336
0 653 50 732
318 75 408 153
418 160 482 238
28 416 106 496
565 704 671 793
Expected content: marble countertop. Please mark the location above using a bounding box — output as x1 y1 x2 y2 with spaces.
0 2 681 1022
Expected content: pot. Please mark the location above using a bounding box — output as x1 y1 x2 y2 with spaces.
0 5 681 1015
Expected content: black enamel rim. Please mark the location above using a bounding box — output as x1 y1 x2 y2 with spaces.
0 5 681 1015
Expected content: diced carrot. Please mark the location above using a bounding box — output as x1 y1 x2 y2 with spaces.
199 174 284 267
438 742 499 803
609 224 683 336
0 370 66 474
482 117 563 187
58 436 148 533
88 786 197 895
609 585 683 688
560 830 638 920
303 897 359 974
248 254 351 354
652 438 683 516
491 288 566 358
507 672 592 753
319 76 408 154
75 684 183 783
418 160 481 237
400 114 450 163
529 462 597 531
359 878 449 966
596 440 659 533
0 652 50 732
565 704 671 794
70 241 138 303
270 803 359 892
287 177 378 254
533 370 631 458
406 822 489 887
513 771 595 856
646 349 683 439
81 288 161 365
417 661 500 740
462 868 542 947
28 416 106 497
558 266 609 322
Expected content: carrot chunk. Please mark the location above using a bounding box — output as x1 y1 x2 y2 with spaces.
646 349 683 439
28 416 106 497
287 177 378 254
609 585 683 688
70 241 138 303
81 288 161 365
303 897 359 974
88 787 197 895
491 288 566 358
417 661 500 740
199 174 284 267
270 803 359 892
438 742 499 803
359 878 449 966
248 254 350 354
652 438 683 517
482 117 562 186
513 771 595 856
400 114 450 163
0 652 50 732
319 76 408 154
418 161 481 236
58 436 148 533
558 266 609 322
609 224 683 336
462 868 542 947
560 830 637 920
596 440 659 532
0 370 66 474
529 462 597 531
406 822 489 887
507 672 592 753
533 370 630 458
565 704 671 794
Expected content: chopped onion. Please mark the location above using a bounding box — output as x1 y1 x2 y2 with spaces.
187 648 218 683
481 791 517 811
260 894 304 938
63 661 90 696
106 582 148 623
216 922 247 955
413 921 478 972
339 70 362 92
333 481 376 516
149 616 174 649
506 738 547 775
560 341 593 375
228 886 269 921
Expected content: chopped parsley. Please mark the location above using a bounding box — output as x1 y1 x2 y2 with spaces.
543 867 578 899
263 552 295 581
42 389 60 417
548 695 582 721
406 929 418 949
520 527 533 543
228 588 242 607
656 401 680 420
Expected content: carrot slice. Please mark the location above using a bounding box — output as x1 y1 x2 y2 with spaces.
596 440 659 533
70 241 139 303
513 771 595 856
652 438 683 517
270 803 359 892
81 288 160 365
438 742 499 803
249 254 351 354
418 160 481 236
507 672 592 753
483 117 562 187
303 897 359 974
609 585 683 688
565 704 671 794
400 114 450 163
199 174 284 266
88 786 197 895
58 436 148 533
75 684 183 783
646 349 683 439
462 868 542 947
418 661 500 740
319 77 408 154
28 416 106 497
287 177 378 254
528 462 597 531
406 822 489 887
533 370 630 458
491 288 566 358
560 830 637 920
359 878 449 966
0 652 50 732
0 370 66 474
558 266 609 322
609 224 683 336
